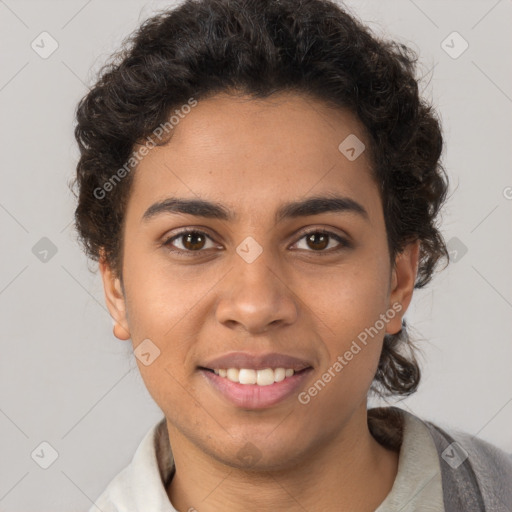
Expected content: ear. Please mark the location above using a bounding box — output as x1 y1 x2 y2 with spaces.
385 239 420 335
98 250 130 340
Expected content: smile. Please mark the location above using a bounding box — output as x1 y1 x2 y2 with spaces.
200 367 313 409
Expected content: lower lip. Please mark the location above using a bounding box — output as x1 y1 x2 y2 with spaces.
200 368 313 409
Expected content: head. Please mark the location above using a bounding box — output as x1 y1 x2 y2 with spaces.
71 0 449 468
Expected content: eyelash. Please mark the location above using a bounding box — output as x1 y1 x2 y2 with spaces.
162 228 351 257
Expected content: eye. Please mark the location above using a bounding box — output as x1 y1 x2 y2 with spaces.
292 229 350 254
162 227 351 257
163 229 218 255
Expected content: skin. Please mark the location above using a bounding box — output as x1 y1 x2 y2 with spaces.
99 91 420 511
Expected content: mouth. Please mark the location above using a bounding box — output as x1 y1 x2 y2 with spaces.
198 352 314 409
199 366 313 410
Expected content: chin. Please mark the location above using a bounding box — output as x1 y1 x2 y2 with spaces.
203 434 311 473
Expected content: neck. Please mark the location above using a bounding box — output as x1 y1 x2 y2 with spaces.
166 405 399 511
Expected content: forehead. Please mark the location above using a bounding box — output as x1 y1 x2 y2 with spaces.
153 91 370 164
125 92 379 223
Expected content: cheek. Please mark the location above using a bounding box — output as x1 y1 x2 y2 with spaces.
120 252 212 402
122 247 213 340
299 257 390 397
303 254 391 340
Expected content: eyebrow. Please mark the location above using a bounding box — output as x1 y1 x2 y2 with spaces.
141 194 369 224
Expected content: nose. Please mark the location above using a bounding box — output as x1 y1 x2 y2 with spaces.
215 250 299 334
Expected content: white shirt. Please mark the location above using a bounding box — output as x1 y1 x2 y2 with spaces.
89 408 444 512
376 411 444 511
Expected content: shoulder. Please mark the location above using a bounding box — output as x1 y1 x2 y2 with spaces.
423 418 512 510
397 407 512 511
88 418 171 512
429 420 512 468
369 406 512 511
89 464 133 512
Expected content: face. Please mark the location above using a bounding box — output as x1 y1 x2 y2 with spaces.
100 91 419 470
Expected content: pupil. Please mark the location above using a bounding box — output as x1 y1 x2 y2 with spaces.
184 232 205 250
308 233 328 250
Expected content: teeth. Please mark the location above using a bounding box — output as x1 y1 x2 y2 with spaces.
239 369 257 385
213 367 296 385
274 368 286 382
226 368 239 382
256 368 274 386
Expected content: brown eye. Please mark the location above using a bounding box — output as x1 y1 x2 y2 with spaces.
181 232 207 250
163 230 216 254
293 229 350 254
305 232 329 251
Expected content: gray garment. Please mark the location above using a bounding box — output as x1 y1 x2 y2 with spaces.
424 418 512 511
89 407 512 511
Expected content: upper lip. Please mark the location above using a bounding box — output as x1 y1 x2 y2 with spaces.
201 352 313 371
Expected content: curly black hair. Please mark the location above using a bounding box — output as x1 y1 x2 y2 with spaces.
70 0 450 398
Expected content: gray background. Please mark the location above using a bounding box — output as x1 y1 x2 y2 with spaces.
1 0 511 510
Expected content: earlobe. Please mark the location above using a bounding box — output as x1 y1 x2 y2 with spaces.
98 251 131 341
113 322 131 340
386 240 420 335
